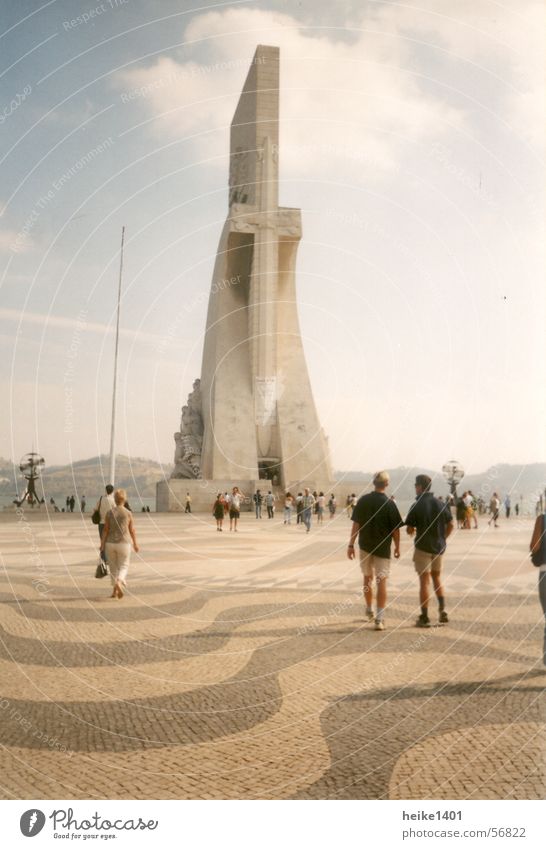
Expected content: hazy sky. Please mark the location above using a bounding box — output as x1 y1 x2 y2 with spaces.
1 0 544 475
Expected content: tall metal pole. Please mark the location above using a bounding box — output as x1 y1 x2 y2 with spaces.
108 226 125 486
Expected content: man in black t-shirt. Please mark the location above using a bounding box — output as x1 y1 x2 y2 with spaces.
347 471 403 630
405 474 454 627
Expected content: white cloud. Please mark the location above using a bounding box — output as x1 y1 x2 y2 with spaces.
374 0 545 148
0 228 32 254
113 1 544 178
0 307 184 350
114 6 464 178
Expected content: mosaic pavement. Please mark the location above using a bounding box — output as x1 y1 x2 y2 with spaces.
0 509 544 799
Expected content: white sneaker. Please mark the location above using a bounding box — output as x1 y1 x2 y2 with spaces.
365 610 375 622
374 619 385 631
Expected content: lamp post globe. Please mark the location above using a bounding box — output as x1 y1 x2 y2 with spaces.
15 452 46 507
442 460 465 500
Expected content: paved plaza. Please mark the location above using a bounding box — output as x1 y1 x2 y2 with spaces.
0 508 544 800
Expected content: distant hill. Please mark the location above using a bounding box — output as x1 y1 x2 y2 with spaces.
0 455 172 502
1 457 544 510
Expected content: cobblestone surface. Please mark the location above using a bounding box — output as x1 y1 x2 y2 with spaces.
0 510 544 799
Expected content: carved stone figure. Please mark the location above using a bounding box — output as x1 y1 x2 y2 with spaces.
171 379 203 478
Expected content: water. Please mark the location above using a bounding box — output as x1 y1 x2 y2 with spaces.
0 493 156 511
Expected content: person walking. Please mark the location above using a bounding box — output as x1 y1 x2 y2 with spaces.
301 488 315 533
69 495 75 513
185 492 192 514
228 486 244 531
80 495 86 513
100 488 139 599
504 494 511 519
405 474 454 628
328 494 336 517
296 492 304 525
347 471 402 630
488 493 500 527
283 492 294 524
213 493 225 531
530 510 546 666
94 485 116 565
253 489 263 519
265 490 275 519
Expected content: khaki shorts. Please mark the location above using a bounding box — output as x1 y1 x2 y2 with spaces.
359 549 391 580
413 549 443 576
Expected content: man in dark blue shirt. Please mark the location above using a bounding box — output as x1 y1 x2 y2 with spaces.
405 474 454 627
347 471 403 630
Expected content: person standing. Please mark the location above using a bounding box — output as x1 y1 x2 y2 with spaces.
488 493 500 527
530 511 546 666
462 491 473 529
468 490 478 528
69 495 75 513
185 492 192 514
254 489 263 519
316 492 326 524
94 485 116 565
100 488 139 599
347 471 402 630
328 494 336 517
213 494 225 531
228 486 244 531
515 502 520 517
405 474 454 628
66 496 70 511
80 495 86 513
456 496 466 529
504 494 511 519
301 488 315 533
283 492 294 524
265 490 275 519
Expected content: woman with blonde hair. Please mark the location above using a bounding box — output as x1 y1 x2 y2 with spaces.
100 488 139 598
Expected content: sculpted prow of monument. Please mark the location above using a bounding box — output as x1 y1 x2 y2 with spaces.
160 45 332 509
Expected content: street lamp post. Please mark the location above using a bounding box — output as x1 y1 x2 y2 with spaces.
14 453 46 507
442 460 465 502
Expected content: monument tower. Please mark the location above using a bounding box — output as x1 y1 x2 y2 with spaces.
158 45 332 510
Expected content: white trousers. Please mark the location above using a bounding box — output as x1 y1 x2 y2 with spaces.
105 542 131 586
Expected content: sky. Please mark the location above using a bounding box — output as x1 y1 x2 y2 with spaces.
0 0 544 477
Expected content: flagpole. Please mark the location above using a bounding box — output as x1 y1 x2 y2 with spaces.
109 226 125 486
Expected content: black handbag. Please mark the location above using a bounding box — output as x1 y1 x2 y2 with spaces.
530 515 545 567
95 557 108 579
92 497 102 525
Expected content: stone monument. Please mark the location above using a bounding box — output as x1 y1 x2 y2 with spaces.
158 45 333 510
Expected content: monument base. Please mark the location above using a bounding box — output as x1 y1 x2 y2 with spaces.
157 479 259 513
156 478 369 512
